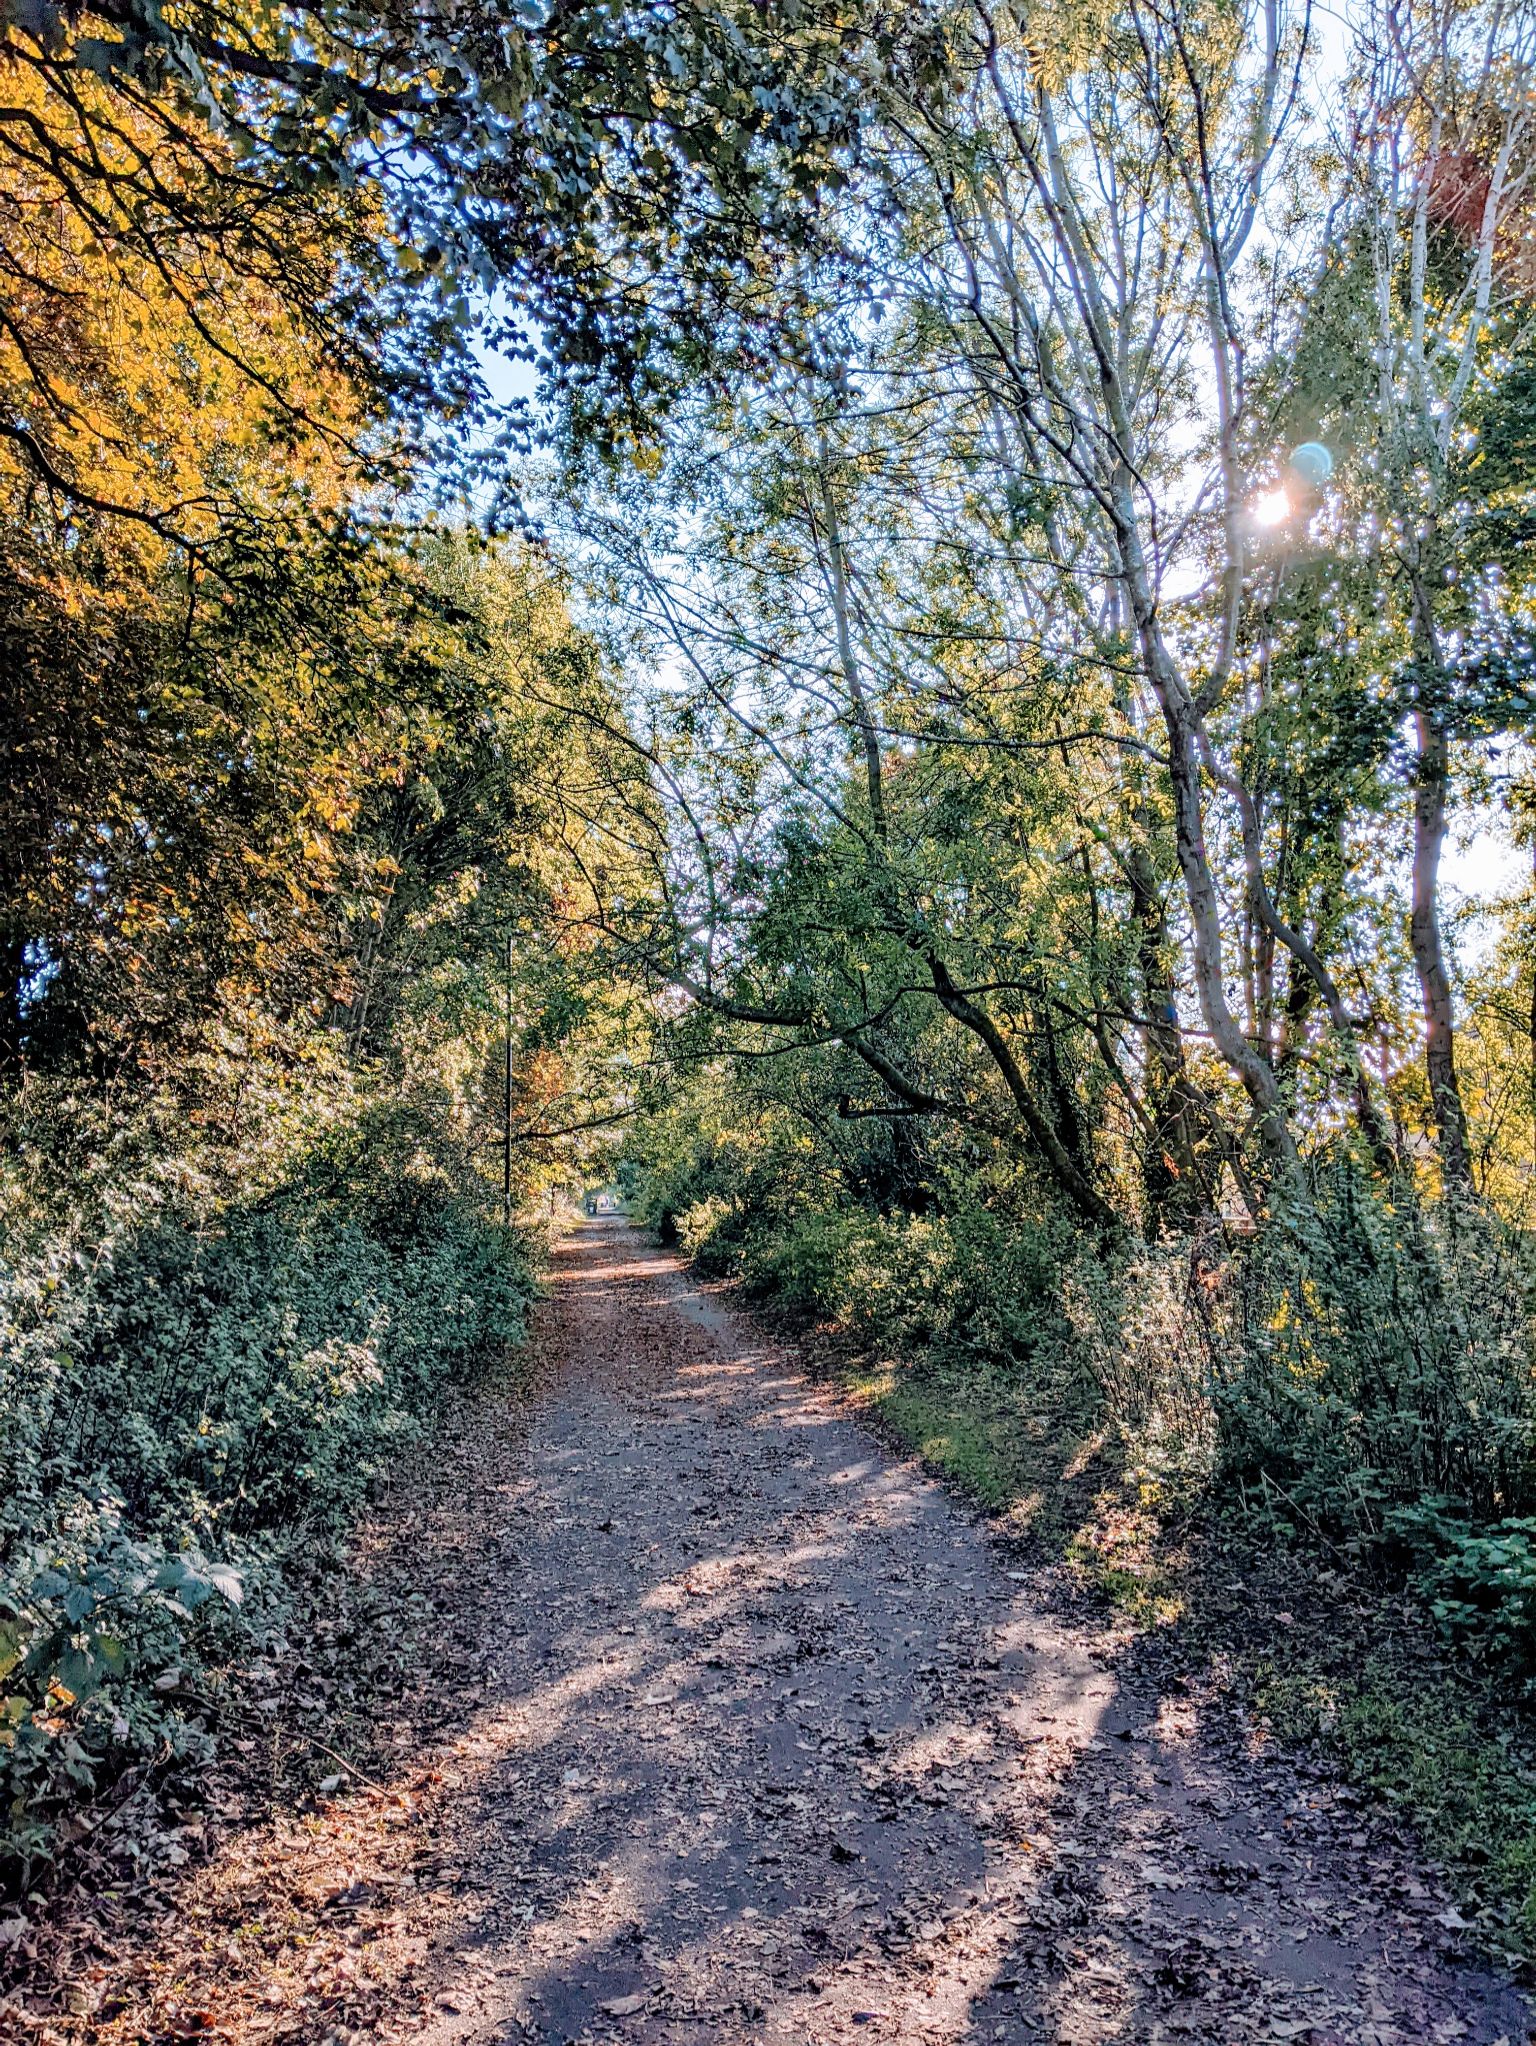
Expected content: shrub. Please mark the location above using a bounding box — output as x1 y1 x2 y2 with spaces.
675 1194 749 1273
737 1209 884 1319
1384 1503 1536 1664
682 1197 1075 1373
1063 1232 1220 1487
1217 1172 1536 1531
0 1141 533 1889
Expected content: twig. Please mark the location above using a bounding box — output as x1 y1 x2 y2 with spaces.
1257 1469 1355 1570
285 1729 390 1795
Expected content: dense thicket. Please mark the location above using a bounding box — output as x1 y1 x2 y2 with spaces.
0 503 646 1880
0 0 658 1885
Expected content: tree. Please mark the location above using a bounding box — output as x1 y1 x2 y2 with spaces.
560 0 1536 1226
1335 0 1536 1185
0 0 881 489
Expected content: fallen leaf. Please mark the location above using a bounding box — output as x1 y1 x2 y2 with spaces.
600 1992 649 2017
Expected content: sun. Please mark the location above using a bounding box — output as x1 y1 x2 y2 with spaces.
1252 487 1291 527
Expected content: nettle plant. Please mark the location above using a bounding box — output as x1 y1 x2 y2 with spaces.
0 1512 241 1871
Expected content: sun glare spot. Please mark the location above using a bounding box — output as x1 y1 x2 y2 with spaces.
1253 488 1291 527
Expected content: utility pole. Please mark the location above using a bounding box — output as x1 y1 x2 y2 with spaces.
502 930 514 1229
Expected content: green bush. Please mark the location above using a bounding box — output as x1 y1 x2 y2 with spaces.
675 1194 753 1273
678 1196 1073 1371
736 1209 882 1318
1217 1172 1536 1530
0 1143 533 1888
1384 1502 1536 1663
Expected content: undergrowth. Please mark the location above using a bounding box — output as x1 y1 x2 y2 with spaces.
0 1089 534 1896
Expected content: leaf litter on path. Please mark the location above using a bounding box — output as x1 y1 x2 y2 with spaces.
5 1221 1530 2046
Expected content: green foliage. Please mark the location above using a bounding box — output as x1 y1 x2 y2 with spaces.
0 0 877 476
1217 1174 1536 1530
0 523 633 1895
736 1205 1072 1368
1385 1504 1536 1663
642 1091 1073 1368
0 1111 532 1887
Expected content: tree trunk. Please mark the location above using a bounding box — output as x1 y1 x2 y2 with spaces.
1410 704 1470 1186
1125 838 1202 1226
1407 565 1471 1188
1092 442 1303 1202
0 928 26 1077
1116 542 1303 1201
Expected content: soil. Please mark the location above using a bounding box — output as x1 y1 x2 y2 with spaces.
8 1219 1531 2045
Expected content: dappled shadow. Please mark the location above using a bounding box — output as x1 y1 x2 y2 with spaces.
395 1223 1526 2046
412 1222 999 2037
35 1219 1525 2045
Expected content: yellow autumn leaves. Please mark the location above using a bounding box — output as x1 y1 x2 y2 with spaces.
0 49 378 576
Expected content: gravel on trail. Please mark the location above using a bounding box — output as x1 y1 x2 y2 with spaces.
21 1218 1529 2046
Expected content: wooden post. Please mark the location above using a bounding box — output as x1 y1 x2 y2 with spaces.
503 931 514 1229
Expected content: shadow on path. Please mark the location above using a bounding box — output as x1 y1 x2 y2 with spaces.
401 1221 1528 2046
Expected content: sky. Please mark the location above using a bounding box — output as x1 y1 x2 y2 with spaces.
1447 813 1529 967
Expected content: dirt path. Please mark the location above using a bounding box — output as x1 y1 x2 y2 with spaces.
399 1222 1528 2046
29 1220 1529 2045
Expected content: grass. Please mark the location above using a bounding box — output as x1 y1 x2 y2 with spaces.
1062 1531 1184 1629
842 1360 1035 1511
1255 1658 1536 1953
839 1348 1185 1619
839 1352 1116 1530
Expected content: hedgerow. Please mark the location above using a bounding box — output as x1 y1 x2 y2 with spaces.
0 1100 533 1891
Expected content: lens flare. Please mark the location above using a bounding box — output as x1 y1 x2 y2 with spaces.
1289 441 1334 487
1253 488 1291 527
